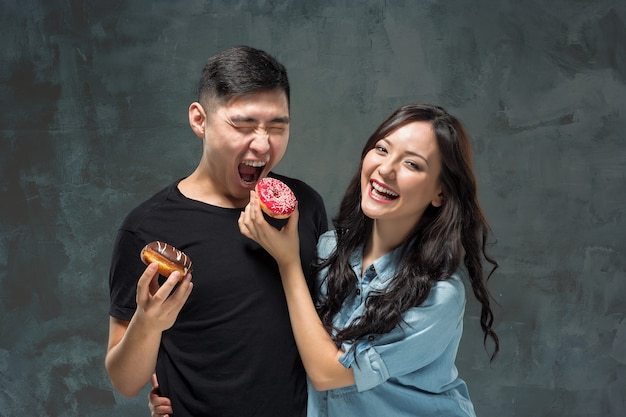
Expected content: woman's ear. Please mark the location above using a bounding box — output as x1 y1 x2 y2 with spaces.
189 102 206 139
432 191 444 207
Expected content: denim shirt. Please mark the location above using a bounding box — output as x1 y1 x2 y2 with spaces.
308 231 476 417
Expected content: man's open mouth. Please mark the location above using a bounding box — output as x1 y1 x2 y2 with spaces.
239 161 266 184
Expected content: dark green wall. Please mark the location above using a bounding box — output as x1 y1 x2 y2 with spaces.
1 0 625 415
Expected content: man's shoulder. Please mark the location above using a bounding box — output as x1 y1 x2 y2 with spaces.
269 172 328 234
269 172 317 193
269 172 324 206
119 181 180 229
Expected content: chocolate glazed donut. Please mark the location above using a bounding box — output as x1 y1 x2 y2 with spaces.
140 241 193 279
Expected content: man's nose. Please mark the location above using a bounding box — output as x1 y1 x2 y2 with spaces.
250 127 271 153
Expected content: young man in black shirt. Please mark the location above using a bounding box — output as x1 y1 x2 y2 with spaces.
106 46 327 417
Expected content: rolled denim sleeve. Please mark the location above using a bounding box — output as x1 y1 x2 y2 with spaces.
338 342 390 391
338 275 467 392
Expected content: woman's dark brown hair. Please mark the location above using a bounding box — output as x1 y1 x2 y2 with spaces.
317 104 499 361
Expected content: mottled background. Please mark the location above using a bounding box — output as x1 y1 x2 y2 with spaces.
1 0 625 416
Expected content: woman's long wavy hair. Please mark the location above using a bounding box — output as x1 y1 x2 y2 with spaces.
316 104 499 360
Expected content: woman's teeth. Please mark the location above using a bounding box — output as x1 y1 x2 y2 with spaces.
371 182 398 200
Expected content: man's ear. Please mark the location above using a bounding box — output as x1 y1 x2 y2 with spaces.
189 102 206 139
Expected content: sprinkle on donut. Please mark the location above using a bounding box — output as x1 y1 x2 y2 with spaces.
255 177 297 219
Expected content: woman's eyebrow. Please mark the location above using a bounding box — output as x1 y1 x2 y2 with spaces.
383 138 430 166
404 150 430 166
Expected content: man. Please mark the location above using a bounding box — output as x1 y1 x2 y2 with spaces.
106 45 327 417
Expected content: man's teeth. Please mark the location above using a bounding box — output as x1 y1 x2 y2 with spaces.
243 161 266 167
371 182 398 199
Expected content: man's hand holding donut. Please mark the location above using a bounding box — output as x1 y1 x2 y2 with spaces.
135 263 193 333
105 265 192 397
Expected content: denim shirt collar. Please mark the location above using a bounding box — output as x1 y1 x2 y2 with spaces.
349 243 404 290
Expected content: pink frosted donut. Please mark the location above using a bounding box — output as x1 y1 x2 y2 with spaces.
255 177 297 219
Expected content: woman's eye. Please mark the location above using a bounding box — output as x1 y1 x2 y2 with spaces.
374 145 387 153
406 161 421 170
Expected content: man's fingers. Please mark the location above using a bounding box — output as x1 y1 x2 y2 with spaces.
168 274 193 306
137 263 159 304
154 270 183 300
148 270 161 295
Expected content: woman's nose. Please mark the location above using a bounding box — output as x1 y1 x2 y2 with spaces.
377 160 396 179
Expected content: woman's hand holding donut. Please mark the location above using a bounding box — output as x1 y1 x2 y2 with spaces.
135 262 193 333
239 190 301 268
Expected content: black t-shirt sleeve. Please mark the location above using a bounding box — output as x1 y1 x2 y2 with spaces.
313 187 329 236
108 228 146 321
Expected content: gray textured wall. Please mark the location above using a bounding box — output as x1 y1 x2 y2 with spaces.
1 0 625 416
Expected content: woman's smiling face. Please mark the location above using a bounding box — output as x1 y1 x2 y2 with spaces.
360 121 443 230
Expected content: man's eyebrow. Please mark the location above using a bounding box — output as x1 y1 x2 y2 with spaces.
229 115 290 124
271 116 290 124
228 116 255 124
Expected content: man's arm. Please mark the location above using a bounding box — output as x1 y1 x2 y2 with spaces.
105 263 193 397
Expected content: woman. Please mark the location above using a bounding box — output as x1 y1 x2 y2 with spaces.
150 104 499 416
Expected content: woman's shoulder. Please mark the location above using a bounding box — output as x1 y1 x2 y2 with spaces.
427 272 466 308
316 230 338 257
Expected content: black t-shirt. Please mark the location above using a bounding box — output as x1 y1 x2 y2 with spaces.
109 173 327 417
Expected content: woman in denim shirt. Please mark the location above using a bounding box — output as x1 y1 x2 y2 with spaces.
151 103 499 416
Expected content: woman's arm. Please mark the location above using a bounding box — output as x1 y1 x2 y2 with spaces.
239 192 355 391
277 256 356 391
